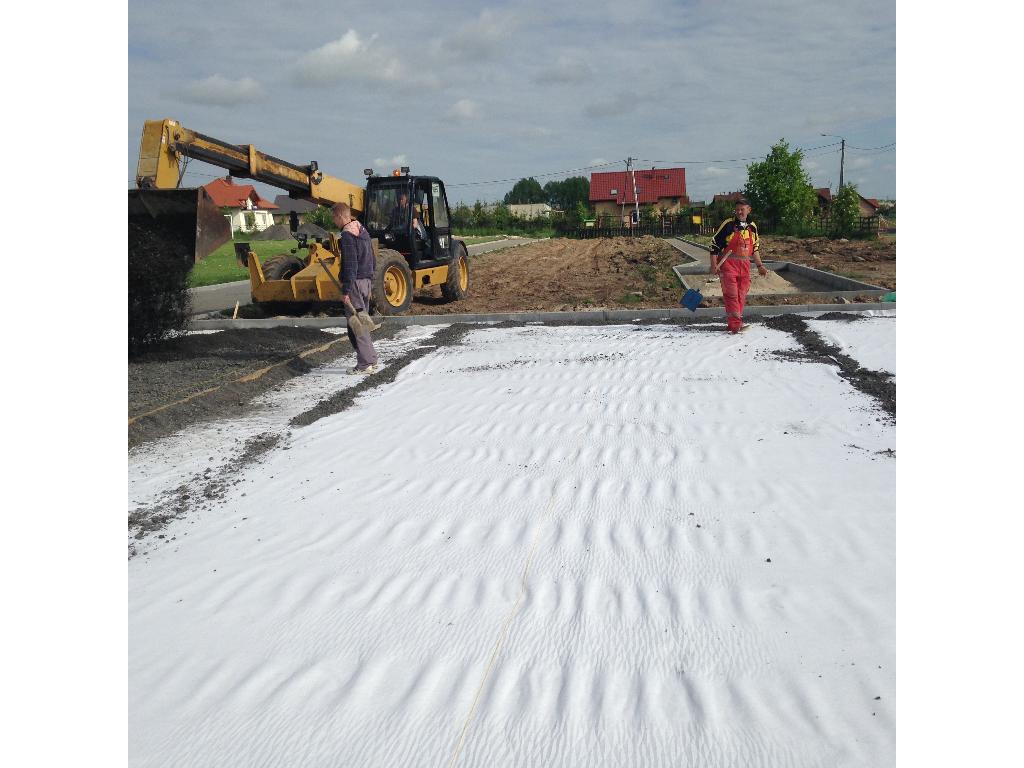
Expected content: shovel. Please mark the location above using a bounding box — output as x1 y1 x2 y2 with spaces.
679 249 731 312
679 287 703 312
314 255 380 339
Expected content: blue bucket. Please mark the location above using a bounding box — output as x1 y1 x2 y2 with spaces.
680 288 703 312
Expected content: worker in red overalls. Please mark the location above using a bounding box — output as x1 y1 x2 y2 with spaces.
710 198 769 333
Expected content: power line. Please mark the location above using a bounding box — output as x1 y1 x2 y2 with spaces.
447 160 621 188
635 141 845 166
847 142 896 151
160 140 894 190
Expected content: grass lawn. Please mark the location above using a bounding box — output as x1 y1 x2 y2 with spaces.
189 240 296 287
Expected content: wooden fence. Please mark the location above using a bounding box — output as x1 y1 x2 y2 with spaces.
555 215 880 240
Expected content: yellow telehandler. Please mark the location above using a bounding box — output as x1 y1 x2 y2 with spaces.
130 118 470 317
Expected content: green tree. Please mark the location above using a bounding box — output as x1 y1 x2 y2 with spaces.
306 205 335 231
450 202 472 230
566 200 590 227
706 199 736 228
830 183 861 238
744 140 817 234
543 176 590 212
642 204 659 227
504 177 546 204
492 203 512 230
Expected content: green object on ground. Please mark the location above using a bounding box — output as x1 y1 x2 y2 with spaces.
881 291 896 302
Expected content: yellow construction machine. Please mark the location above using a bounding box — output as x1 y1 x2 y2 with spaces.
130 118 470 317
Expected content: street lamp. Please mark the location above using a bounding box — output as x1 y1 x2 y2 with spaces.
821 133 846 190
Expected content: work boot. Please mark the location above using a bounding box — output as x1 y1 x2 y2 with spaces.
348 364 379 375
738 324 751 333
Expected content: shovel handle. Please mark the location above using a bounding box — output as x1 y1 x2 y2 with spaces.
314 255 347 297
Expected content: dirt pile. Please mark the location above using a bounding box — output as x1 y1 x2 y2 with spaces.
250 224 294 241
760 235 896 290
410 236 684 314
296 222 330 239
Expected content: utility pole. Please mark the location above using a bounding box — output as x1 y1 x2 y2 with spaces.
627 156 640 234
821 134 846 190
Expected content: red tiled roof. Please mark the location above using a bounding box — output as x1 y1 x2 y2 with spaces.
203 177 278 210
590 168 687 205
712 191 745 204
861 197 879 210
815 187 832 202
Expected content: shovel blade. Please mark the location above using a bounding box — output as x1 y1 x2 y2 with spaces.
680 288 703 312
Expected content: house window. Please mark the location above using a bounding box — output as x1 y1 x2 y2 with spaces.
609 188 618 195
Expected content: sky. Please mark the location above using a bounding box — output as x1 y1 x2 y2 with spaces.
128 0 895 206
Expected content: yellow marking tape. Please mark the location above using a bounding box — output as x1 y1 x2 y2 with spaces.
446 495 556 768
128 338 344 425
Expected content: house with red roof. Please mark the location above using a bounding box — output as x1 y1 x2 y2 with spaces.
589 167 688 222
712 191 746 206
203 176 279 233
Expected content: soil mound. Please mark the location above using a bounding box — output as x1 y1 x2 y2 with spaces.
296 222 330 239
251 224 295 241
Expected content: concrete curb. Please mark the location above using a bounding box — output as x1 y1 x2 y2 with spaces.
189 303 895 331
466 236 547 255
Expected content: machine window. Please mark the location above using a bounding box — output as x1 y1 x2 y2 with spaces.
431 182 449 228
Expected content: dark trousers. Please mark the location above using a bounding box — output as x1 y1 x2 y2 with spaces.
345 278 378 368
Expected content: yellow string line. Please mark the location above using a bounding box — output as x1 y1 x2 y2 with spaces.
127 339 343 425
446 495 555 768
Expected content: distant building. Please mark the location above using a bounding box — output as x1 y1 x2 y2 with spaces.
858 196 880 217
271 195 318 226
815 188 881 218
712 191 746 206
203 177 278 233
509 203 553 220
590 167 688 222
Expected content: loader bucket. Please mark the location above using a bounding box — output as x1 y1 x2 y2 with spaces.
128 187 230 266
128 188 231 352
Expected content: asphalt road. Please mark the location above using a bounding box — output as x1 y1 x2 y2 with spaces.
189 237 543 315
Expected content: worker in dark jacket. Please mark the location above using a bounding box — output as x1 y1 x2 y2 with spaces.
710 198 768 333
331 202 379 373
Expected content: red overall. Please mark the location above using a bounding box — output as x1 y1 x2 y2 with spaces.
720 228 754 332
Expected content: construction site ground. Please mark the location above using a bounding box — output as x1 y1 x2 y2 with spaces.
139 235 895 445
215 234 894 319
410 234 894 313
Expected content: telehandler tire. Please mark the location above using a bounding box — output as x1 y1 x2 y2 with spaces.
372 250 414 315
441 242 470 302
256 254 309 316
261 253 306 281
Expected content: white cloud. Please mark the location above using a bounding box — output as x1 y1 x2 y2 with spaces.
698 165 730 178
589 158 609 165
373 154 408 171
446 99 481 123
433 8 522 61
292 30 436 89
174 74 264 106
